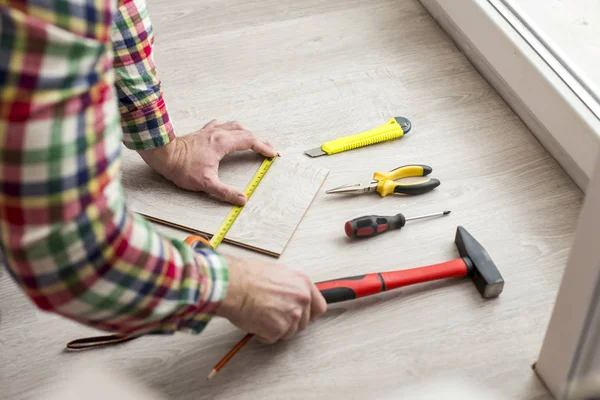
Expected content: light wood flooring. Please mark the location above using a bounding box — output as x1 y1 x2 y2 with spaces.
0 0 584 398
121 147 329 256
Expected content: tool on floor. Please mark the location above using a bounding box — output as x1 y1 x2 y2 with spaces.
65 157 278 351
345 210 451 238
304 116 411 157
318 226 504 302
209 156 277 248
326 164 440 196
208 226 504 379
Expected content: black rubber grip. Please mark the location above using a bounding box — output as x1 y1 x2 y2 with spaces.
320 287 357 304
346 214 406 238
392 178 440 195
387 164 432 177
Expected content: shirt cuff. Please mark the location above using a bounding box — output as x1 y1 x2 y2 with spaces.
178 248 229 334
120 95 176 151
195 248 229 314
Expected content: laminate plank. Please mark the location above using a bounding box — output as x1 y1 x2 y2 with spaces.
120 147 328 256
0 0 584 399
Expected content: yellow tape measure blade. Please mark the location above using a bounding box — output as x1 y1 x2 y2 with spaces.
209 157 276 249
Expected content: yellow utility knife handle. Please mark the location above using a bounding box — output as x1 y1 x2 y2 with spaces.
321 118 406 155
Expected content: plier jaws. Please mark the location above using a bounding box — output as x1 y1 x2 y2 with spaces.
325 182 377 194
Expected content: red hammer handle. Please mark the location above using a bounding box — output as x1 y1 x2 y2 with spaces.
316 258 469 304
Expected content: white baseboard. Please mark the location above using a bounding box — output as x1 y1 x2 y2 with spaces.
419 0 600 191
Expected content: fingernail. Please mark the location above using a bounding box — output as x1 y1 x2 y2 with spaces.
237 194 247 204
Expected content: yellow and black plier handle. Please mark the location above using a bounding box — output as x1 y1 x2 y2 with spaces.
325 164 440 197
373 164 440 196
65 235 213 351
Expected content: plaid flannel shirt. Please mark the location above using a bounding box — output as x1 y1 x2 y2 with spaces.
0 0 228 335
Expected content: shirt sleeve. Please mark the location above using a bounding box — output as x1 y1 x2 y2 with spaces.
112 0 175 151
0 1 228 336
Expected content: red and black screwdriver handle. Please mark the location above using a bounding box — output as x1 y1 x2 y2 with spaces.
185 235 472 304
315 257 472 303
345 214 406 238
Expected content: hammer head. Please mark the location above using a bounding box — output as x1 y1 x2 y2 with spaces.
455 226 504 298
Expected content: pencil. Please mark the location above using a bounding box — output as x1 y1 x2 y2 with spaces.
207 333 254 380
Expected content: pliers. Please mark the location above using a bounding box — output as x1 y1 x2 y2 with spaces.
325 164 440 197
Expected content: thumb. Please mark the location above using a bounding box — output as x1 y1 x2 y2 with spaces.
203 173 247 205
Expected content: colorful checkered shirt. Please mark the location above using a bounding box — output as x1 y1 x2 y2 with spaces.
0 0 229 335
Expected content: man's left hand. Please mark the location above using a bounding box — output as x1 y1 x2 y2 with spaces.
138 119 277 205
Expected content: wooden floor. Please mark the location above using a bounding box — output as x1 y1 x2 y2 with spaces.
0 0 584 398
121 147 329 256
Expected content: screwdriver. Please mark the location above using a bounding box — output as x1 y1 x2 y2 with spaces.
344 210 451 238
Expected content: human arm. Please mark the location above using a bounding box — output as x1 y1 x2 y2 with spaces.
0 0 323 340
110 0 275 205
0 0 227 335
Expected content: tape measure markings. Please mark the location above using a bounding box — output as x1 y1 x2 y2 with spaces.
209 157 277 248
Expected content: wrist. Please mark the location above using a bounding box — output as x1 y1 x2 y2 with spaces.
137 138 179 180
215 256 247 319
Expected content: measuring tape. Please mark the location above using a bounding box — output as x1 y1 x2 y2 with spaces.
209 156 277 248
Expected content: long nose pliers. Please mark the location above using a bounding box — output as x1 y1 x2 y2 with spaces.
325 164 440 197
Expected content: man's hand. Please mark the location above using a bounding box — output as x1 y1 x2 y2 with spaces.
138 120 277 205
216 256 327 343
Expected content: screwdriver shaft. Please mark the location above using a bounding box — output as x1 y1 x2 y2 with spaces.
405 210 451 222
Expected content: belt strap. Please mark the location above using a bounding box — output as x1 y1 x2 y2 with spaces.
66 334 139 350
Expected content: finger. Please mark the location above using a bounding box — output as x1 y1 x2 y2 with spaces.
221 130 277 158
218 130 254 152
251 138 277 158
202 172 247 205
282 315 300 341
282 326 298 341
218 120 245 131
256 335 277 345
309 284 327 320
297 306 310 333
202 119 220 129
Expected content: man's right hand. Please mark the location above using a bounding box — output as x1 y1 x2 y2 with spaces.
216 256 327 343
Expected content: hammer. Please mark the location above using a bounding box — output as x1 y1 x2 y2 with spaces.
316 226 504 302
206 226 505 379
